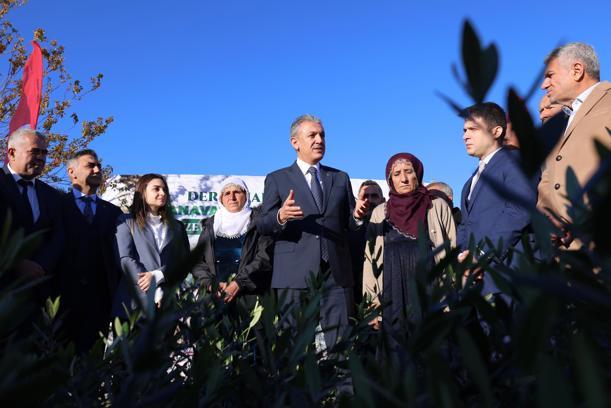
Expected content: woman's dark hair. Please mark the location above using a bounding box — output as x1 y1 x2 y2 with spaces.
130 173 173 229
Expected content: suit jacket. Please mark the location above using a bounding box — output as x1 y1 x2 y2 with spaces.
57 192 123 349
258 162 359 289
0 166 64 287
113 213 190 316
192 207 273 294
57 193 123 314
538 81 611 224
457 147 537 295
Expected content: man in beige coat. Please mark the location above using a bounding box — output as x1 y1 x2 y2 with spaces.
538 42 611 248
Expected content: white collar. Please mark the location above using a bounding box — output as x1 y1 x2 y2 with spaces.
72 187 97 201
480 147 502 165
147 213 163 224
7 163 37 185
571 82 600 112
296 158 321 175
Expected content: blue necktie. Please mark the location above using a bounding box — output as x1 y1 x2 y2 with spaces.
307 166 328 262
307 166 324 212
17 179 34 223
80 196 95 224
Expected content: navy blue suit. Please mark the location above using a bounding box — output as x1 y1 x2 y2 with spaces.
259 162 358 289
457 147 537 295
258 161 359 351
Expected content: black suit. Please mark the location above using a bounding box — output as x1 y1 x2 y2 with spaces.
57 191 123 351
0 166 64 300
258 161 359 349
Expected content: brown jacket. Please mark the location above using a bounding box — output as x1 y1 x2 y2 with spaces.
537 81 611 224
362 198 457 305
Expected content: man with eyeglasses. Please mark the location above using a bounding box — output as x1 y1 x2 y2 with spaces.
0 127 64 298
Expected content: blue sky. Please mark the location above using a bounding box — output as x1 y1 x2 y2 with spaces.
9 0 611 200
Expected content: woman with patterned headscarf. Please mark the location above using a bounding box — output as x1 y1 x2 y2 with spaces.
362 153 456 345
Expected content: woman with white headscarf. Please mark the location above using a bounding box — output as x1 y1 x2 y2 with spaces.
192 177 273 311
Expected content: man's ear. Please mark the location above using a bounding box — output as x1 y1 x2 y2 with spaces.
67 166 75 180
571 61 586 81
492 125 504 140
7 147 15 161
290 136 299 152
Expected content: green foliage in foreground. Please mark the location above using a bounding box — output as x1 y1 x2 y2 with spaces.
1 169 611 407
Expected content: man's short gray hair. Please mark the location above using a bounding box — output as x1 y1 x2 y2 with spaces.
545 42 600 81
427 181 453 199
289 114 323 139
7 126 45 149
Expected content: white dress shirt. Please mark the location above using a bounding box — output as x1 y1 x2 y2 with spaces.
7 163 40 223
566 82 600 129
276 159 324 225
296 158 323 189
72 187 98 216
468 147 502 200
146 213 167 302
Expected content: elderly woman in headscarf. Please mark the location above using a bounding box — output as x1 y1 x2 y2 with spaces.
362 153 456 338
192 177 273 318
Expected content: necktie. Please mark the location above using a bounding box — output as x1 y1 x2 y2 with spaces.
307 166 328 262
80 196 95 224
17 179 34 223
307 166 324 212
468 160 486 201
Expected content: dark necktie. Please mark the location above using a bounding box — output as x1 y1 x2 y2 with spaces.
307 166 328 262
307 166 324 212
80 196 95 224
16 179 34 223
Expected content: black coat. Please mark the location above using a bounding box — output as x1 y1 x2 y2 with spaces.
56 192 123 349
0 167 64 297
192 207 273 294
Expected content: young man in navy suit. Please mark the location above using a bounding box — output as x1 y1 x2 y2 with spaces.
259 114 369 359
457 103 537 299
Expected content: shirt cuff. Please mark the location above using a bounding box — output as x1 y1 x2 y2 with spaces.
353 216 364 226
151 269 165 284
276 209 287 225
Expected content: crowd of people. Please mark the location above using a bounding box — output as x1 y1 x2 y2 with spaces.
1 42 610 392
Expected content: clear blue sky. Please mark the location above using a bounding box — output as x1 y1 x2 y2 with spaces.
9 0 611 199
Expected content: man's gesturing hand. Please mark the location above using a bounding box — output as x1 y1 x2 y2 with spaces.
353 187 370 220
278 190 304 224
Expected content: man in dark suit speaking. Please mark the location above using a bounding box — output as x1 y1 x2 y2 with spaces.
258 114 368 352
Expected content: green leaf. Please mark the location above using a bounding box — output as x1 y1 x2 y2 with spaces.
536 355 573 408
461 19 482 101
114 317 123 337
303 353 321 401
247 299 263 331
572 333 607 408
457 328 493 407
479 43 498 101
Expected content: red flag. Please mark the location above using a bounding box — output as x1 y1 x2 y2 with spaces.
8 41 43 134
